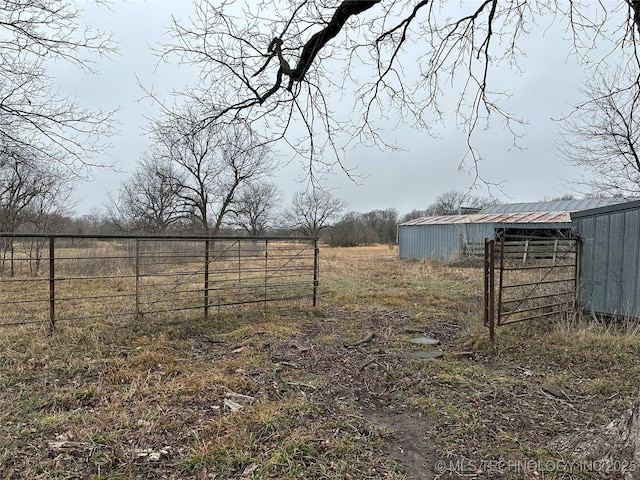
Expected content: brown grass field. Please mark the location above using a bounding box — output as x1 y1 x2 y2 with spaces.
1 245 639 479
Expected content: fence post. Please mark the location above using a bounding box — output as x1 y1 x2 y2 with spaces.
135 238 140 318
264 239 269 306
574 237 582 312
313 238 319 308
204 239 210 320
10 238 14 277
48 236 55 333
522 239 529 265
484 238 495 342
497 233 507 328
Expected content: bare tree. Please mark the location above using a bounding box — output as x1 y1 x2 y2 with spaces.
77 207 108 235
148 105 277 234
0 1 116 173
108 154 186 233
228 182 281 236
0 146 70 232
361 208 399 244
426 190 498 216
285 189 346 237
0 142 75 274
20 181 74 275
559 68 640 199
400 208 430 223
155 1 640 179
330 210 398 246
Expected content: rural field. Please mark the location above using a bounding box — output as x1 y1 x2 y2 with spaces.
1 245 639 479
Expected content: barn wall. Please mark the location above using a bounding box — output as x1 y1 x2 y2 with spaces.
398 224 458 260
572 201 640 318
397 223 495 260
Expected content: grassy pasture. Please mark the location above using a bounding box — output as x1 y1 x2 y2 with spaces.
1 245 639 479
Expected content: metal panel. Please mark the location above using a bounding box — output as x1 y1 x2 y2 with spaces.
622 209 640 316
577 216 596 309
463 222 496 246
572 199 640 220
590 213 610 311
573 201 640 318
398 223 462 259
398 222 495 260
605 213 623 312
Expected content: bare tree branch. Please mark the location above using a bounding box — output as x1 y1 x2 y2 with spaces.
558 66 640 198
152 1 640 186
0 0 117 174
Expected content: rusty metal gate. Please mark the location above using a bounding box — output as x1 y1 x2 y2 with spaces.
484 235 580 341
0 234 319 330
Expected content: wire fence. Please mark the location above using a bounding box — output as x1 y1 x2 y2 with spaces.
0 234 318 329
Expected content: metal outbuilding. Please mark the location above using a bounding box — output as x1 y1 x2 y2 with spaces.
571 200 640 319
398 199 613 260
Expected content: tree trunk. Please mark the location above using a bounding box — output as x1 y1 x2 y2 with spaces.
556 387 640 478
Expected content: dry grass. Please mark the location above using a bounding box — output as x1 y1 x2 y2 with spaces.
1 245 639 479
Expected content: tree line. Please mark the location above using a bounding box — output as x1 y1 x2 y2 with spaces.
0 162 503 250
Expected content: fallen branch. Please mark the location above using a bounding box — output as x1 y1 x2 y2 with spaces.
542 384 573 401
345 331 374 348
223 398 244 413
225 391 256 403
358 357 378 371
48 441 91 451
287 381 318 390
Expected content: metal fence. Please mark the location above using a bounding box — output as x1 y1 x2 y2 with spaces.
0 233 319 329
484 235 579 341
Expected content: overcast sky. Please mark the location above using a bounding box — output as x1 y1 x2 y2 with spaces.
58 1 603 217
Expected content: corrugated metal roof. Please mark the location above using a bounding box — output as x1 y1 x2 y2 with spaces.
400 211 572 226
402 214 469 225
570 199 640 219
479 199 614 214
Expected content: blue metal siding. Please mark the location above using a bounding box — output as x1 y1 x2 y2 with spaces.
463 223 497 248
398 224 461 259
592 212 610 311
606 213 623 312
398 223 495 260
578 216 596 309
573 203 640 318
622 209 640 315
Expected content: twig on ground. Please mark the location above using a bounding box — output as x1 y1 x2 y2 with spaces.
345 331 375 348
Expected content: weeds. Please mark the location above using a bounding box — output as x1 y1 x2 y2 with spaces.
0 246 639 479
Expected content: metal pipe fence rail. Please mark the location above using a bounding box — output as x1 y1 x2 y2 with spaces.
0 233 319 330
484 235 579 342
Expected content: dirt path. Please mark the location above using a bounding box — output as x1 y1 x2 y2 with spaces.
265 309 450 478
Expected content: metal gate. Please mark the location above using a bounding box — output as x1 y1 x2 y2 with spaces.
484 235 580 341
0 234 319 330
